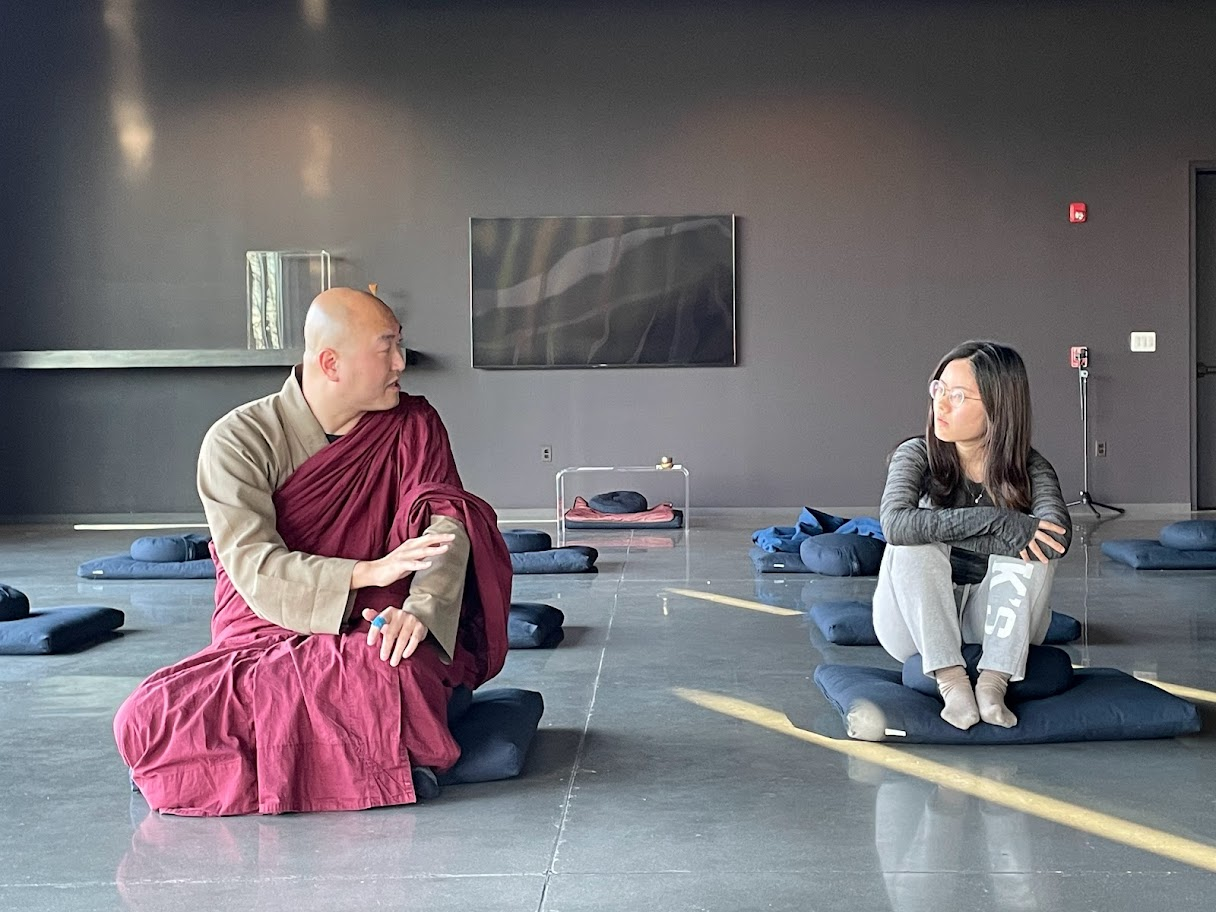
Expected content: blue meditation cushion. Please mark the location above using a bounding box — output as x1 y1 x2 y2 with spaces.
1046 611 1083 643
501 529 552 554
809 600 878 645
564 510 683 530
510 547 598 574
129 533 212 563
1100 539 1216 570
439 688 545 785
447 685 474 725
1158 520 1216 551
77 554 217 580
588 490 649 514
508 602 565 649
749 546 812 573
902 644 1074 702
1 583 31 622
798 533 886 577
809 599 1082 647
0 606 125 655
814 663 1200 744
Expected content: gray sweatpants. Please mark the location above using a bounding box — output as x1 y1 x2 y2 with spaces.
872 543 1054 681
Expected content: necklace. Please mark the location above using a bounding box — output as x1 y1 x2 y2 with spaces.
964 479 985 504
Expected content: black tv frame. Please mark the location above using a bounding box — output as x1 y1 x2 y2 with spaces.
469 214 737 369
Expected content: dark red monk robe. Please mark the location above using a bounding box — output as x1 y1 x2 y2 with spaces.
114 399 511 816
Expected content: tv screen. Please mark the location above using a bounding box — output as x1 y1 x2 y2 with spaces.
470 215 736 368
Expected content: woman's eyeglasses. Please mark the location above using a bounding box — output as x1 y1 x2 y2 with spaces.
929 379 982 409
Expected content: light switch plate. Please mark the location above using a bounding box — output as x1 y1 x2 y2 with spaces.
1130 331 1156 352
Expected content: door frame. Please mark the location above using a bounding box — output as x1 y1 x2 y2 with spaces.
1190 161 1216 509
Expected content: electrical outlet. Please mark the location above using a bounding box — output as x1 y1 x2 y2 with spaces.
540 445 552 463
1095 441 1108 457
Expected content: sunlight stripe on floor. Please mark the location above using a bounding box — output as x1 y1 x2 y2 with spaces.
661 588 800 617
1134 675 1216 705
674 686 1216 874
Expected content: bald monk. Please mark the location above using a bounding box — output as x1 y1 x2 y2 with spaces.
114 288 512 816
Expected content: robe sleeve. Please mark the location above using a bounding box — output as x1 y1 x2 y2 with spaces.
400 515 469 664
197 417 358 635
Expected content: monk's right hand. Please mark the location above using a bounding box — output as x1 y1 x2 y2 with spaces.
351 533 455 589
362 606 430 666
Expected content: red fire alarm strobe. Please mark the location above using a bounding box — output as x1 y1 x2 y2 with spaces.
1069 202 1087 223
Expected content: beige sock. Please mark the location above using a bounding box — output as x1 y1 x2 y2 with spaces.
934 665 980 730
976 669 1017 728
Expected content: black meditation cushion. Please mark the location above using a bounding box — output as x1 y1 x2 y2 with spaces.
749 546 812 573
1099 539 1216 570
1158 520 1216 551
510 547 598 574
130 533 213 563
0 606 125 655
1 583 31 622
439 688 545 785
500 529 552 554
808 599 1083 647
902 643 1074 703
78 554 217 580
814 663 1200 744
588 490 648 514
798 533 885 577
508 602 565 649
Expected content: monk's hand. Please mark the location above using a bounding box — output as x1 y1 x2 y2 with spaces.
352 533 455 589
1019 519 1069 563
363 606 430 666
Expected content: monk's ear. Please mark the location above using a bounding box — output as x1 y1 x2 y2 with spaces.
317 348 340 381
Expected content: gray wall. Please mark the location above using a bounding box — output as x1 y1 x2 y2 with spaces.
2 0 1212 515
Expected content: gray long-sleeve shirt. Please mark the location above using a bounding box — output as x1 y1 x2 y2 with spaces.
879 437 1073 584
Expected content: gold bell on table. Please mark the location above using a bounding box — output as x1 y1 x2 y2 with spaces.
657 455 674 469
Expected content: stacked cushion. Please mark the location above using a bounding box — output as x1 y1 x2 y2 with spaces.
1099 540 1216 570
750 534 885 576
565 492 684 529
1102 520 1216 569
511 546 598 574
79 533 217 580
815 662 1200 744
502 527 599 574
508 602 565 648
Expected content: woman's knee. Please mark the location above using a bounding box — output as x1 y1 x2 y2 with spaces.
881 542 952 579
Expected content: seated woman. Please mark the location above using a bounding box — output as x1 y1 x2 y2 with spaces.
873 341 1072 730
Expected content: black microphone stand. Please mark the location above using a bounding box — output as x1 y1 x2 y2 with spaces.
1065 350 1124 517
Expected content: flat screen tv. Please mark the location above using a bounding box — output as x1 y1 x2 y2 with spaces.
470 214 736 368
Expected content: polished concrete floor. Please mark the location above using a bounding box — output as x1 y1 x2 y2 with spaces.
0 509 1214 911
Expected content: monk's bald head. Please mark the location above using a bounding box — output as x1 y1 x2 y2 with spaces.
304 287 397 356
300 287 405 424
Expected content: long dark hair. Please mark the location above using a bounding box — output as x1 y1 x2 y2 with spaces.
925 340 1032 511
